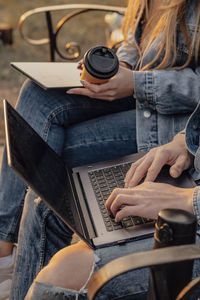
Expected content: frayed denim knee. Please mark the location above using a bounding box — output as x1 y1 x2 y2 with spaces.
25 253 98 300
25 281 87 300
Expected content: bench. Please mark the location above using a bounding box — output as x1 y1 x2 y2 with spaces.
18 4 125 62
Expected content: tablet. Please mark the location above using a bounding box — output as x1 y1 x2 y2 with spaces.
11 62 83 90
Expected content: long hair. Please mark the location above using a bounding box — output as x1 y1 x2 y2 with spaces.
122 0 200 70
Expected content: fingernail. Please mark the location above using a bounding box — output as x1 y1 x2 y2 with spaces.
80 80 85 85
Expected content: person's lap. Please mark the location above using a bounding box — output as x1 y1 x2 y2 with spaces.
16 80 136 157
62 108 137 167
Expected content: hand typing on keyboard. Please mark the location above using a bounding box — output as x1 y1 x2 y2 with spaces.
124 134 193 188
105 182 194 222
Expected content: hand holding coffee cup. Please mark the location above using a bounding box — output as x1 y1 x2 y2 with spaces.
80 46 119 84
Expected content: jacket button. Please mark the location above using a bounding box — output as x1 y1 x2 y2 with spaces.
143 110 151 118
193 124 198 130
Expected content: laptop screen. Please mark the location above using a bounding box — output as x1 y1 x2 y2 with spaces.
4 100 90 244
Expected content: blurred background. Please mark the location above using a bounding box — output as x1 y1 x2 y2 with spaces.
0 0 127 148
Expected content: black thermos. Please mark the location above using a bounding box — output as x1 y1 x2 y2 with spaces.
147 208 197 300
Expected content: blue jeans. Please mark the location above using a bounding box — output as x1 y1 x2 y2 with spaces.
25 233 200 300
25 237 155 300
0 80 137 299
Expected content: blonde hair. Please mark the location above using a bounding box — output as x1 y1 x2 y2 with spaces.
122 0 200 70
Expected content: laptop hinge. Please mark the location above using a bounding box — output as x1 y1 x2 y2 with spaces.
72 172 96 239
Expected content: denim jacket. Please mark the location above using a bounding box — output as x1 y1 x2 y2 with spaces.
117 0 200 152
184 102 200 226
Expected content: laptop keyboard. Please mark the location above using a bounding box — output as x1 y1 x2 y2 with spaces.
88 163 153 232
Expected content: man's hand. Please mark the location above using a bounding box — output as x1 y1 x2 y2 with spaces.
124 133 193 188
105 182 194 222
67 65 134 101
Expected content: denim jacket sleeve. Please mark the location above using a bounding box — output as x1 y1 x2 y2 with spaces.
192 187 200 226
134 66 200 114
116 31 140 69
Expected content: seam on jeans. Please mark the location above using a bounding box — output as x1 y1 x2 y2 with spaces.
40 105 95 141
65 138 135 150
9 187 28 232
0 186 28 243
39 209 52 270
41 106 69 142
41 104 133 142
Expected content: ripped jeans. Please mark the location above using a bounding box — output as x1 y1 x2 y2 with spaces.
25 237 153 300
25 231 200 300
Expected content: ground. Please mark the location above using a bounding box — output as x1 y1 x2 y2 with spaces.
0 0 126 145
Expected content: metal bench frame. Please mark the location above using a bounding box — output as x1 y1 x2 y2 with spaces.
18 4 125 62
87 244 200 300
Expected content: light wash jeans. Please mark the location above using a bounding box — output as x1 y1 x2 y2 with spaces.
25 236 154 300
0 79 137 299
25 232 200 300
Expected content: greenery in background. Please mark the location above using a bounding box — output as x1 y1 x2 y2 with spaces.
0 0 127 143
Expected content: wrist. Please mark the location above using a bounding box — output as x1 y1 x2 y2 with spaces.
186 188 195 214
119 61 132 69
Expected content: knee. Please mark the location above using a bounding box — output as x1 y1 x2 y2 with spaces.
17 79 38 104
16 79 45 113
35 242 94 291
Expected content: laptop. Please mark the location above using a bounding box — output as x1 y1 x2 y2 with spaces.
10 62 83 90
3 100 196 249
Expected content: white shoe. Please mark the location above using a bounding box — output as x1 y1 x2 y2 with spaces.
0 246 16 300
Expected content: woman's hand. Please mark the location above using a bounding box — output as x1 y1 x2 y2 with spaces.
67 65 134 101
105 182 194 222
124 133 193 188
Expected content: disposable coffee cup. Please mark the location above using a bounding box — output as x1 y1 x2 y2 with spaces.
81 46 119 84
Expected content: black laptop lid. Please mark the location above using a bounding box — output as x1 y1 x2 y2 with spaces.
3 100 91 245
